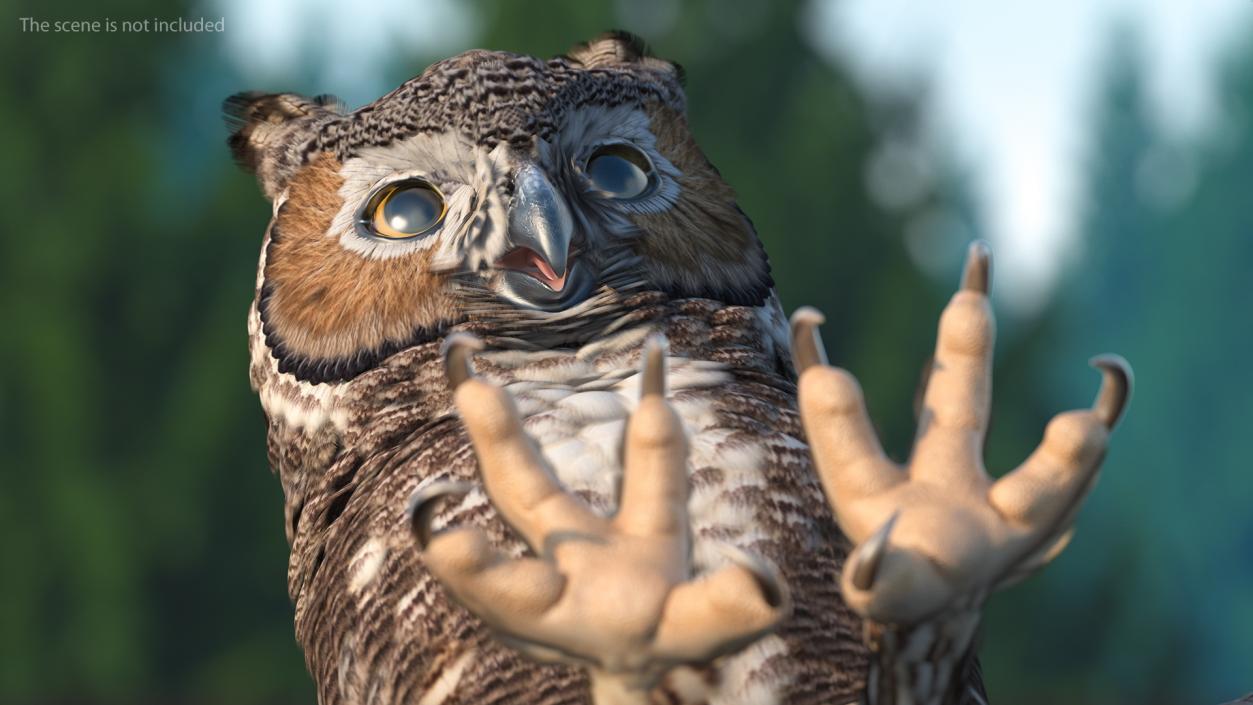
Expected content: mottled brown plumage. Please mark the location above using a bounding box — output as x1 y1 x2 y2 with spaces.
228 32 989 705
270 300 881 704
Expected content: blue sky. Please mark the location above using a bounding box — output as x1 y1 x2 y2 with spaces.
812 0 1251 309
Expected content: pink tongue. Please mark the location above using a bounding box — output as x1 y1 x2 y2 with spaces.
526 249 567 292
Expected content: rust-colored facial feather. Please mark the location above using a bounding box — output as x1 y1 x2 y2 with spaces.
263 153 453 362
633 106 769 300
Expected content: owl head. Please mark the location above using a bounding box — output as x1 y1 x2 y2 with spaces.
227 32 773 385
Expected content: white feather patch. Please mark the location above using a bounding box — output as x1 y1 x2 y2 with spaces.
556 390 628 424
248 232 351 435
347 537 388 596
326 131 502 266
416 649 476 705
708 634 790 705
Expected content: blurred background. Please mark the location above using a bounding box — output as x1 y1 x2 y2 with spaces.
2 0 1250 702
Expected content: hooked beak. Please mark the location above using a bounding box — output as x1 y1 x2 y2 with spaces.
494 164 593 309
495 246 569 293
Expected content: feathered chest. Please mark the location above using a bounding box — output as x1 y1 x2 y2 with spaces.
259 299 867 705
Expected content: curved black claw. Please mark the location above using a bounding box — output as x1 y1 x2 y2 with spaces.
850 511 899 590
641 334 668 400
716 543 791 610
1089 354 1133 430
789 306 829 374
961 240 993 294
407 480 474 548
441 333 485 392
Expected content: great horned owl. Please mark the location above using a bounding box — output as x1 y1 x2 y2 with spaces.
226 34 985 704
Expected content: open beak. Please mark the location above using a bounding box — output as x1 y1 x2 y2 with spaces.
498 163 573 293
495 247 568 292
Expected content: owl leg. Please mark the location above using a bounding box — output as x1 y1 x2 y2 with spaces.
410 334 789 705
792 242 1131 705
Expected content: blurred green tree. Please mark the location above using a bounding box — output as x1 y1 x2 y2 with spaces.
981 22 1253 705
0 0 310 701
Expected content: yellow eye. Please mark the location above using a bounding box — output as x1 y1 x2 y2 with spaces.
586 144 653 199
367 180 445 239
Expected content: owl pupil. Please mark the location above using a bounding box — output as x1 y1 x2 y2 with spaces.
381 187 441 235
587 147 651 199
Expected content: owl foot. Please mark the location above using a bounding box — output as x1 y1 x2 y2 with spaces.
410 334 789 705
791 242 1131 705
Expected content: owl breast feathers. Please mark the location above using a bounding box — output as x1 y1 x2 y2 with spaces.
226 32 972 705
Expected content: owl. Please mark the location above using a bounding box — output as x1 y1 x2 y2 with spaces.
226 33 989 704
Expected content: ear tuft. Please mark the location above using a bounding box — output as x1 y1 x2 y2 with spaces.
566 30 649 66
223 91 343 199
565 30 680 82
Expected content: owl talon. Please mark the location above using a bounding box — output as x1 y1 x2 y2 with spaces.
798 241 1130 702
418 352 788 700
1089 354 1132 430
442 333 485 391
640 335 668 399
789 306 829 373
848 511 898 591
960 240 992 294
407 480 474 548
713 542 789 609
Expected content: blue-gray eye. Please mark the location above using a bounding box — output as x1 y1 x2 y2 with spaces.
369 180 445 239
586 145 652 199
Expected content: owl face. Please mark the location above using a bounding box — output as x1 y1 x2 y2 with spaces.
228 33 772 386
